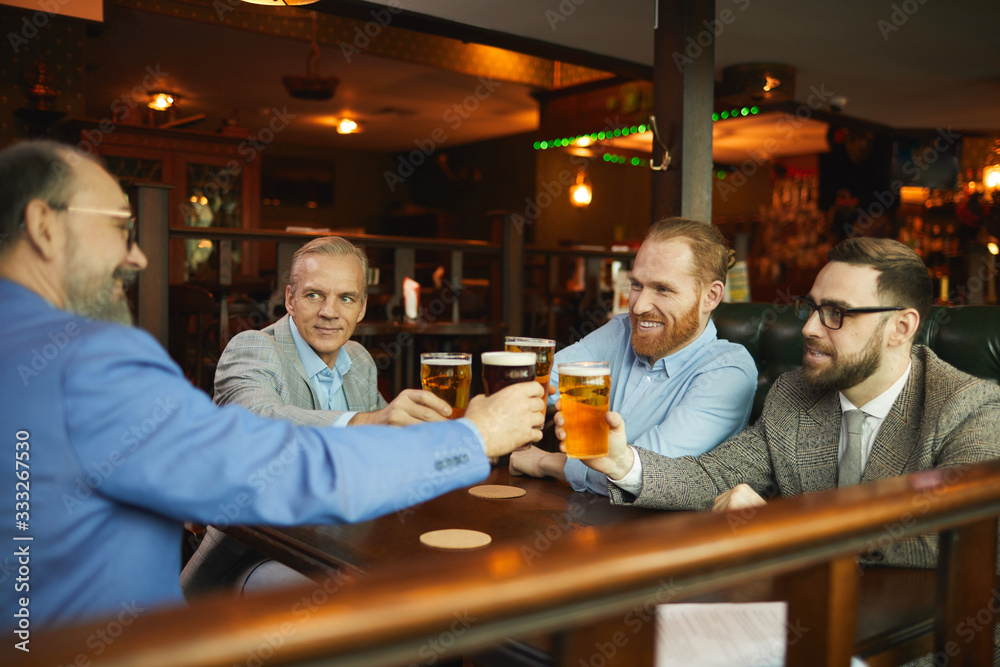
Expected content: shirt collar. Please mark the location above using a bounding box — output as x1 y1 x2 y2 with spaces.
287 315 352 379
839 361 912 418
635 318 718 375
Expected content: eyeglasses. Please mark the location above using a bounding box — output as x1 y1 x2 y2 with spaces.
64 206 137 250
792 296 903 331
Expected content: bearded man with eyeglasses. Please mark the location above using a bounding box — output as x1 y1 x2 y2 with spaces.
571 237 1000 572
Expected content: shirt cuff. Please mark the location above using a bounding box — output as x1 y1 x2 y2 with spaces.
455 417 487 452
332 411 356 427
608 446 642 496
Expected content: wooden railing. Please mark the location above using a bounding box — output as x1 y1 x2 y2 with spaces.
29 462 1000 667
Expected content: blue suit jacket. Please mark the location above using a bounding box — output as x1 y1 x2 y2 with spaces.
0 280 488 628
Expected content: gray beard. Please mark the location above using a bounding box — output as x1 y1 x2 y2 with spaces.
64 264 137 326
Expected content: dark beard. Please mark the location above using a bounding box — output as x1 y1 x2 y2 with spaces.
630 299 701 361
802 323 883 393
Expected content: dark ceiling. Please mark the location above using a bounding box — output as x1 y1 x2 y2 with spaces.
82 0 1000 155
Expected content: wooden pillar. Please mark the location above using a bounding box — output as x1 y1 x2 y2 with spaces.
130 182 172 348
503 212 525 339
652 0 715 224
780 557 859 666
935 518 998 665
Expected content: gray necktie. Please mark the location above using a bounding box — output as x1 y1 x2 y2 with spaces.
839 409 866 487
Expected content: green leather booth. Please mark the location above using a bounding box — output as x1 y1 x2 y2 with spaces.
713 302 1000 421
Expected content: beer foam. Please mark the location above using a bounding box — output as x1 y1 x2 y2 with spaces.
423 359 471 366
558 363 610 376
481 351 536 366
505 337 555 347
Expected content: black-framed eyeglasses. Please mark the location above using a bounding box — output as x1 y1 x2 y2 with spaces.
64 206 137 250
792 296 904 331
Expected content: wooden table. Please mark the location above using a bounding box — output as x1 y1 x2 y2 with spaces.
220 467 943 665
223 466 655 579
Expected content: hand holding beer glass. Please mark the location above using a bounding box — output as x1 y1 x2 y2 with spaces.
420 353 472 419
481 351 538 463
558 361 611 459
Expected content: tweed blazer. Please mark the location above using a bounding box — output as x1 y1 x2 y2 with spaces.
609 345 1000 568
213 315 387 426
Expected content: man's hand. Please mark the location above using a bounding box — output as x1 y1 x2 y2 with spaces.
711 484 766 513
465 382 545 458
349 389 452 426
509 446 567 481
555 404 633 480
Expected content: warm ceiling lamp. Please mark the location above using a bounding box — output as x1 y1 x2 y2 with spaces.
148 93 176 111
569 170 592 207
240 0 319 5
336 118 362 134
283 11 338 100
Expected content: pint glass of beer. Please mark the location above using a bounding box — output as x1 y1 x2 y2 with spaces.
505 336 555 419
480 351 536 396
420 353 472 419
504 337 556 385
558 361 611 459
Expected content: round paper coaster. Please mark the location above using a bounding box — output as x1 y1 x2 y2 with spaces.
419 529 492 550
468 484 527 499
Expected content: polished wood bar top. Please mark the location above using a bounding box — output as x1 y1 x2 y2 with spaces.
221 466 947 663
222 466 657 578
34 463 1000 667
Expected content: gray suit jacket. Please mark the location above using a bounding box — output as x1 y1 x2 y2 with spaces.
213 315 387 426
610 345 1000 568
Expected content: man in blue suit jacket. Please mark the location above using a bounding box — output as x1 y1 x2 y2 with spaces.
0 140 544 631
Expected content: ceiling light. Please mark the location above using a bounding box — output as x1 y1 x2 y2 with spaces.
336 118 362 134
283 11 338 100
240 0 319 5
148 93 176 111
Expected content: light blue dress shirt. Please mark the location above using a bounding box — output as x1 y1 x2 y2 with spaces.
288 315 354 425
552 314 757 494
1 279 489 629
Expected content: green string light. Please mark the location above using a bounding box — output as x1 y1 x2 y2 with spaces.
534 107 770 156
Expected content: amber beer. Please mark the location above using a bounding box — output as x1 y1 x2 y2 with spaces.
420 353 472 419
558 362 611 459
480 351 536 396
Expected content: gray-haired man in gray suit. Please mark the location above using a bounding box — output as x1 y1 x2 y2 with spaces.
184 236 456 595
563 237 1000 570
214 235 452 426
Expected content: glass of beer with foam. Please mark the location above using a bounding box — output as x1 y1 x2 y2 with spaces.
505 336 555 418
420 353 472 419
558 361 611 459
480 351 536 396
505 337 556 385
